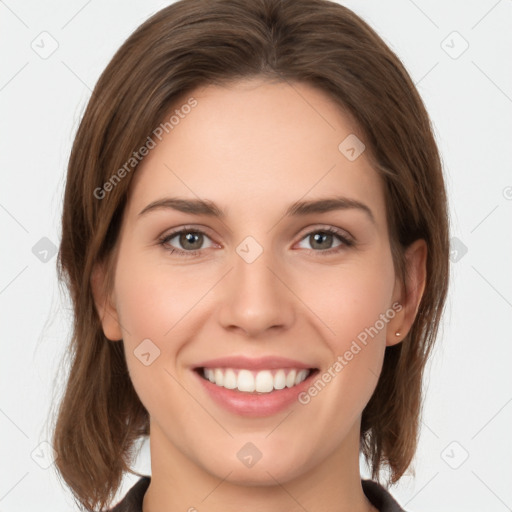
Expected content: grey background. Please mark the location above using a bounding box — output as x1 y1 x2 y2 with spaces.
1 0 511 510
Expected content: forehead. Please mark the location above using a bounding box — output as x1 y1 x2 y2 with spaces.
126 79 387 228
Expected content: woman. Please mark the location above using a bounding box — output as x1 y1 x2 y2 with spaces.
51 0 449 511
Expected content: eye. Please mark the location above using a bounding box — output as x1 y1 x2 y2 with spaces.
296 227 354 254
159 227 216 256
158 225 355 258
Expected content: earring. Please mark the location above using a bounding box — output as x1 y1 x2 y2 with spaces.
395 331 401 337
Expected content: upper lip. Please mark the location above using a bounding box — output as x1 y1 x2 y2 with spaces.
194 356 316 371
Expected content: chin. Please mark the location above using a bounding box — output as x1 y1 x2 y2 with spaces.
198 445 316 487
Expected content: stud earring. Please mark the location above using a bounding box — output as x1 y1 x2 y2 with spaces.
395 331 401 337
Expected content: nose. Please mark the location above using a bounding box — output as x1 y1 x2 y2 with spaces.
217 245 296 338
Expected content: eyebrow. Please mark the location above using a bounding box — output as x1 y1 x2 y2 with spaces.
138 196 376 224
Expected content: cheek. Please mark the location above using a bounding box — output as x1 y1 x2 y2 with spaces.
114 249 212 342
295 252 395 412
297 252 396 348
112 249 222 409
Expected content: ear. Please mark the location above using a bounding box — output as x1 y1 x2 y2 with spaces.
387 239 427 347
90 261 123 341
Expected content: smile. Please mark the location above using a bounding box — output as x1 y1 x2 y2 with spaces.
199 367 312 393
192 355 319 416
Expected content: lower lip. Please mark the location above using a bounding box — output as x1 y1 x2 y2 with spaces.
194 369 317 417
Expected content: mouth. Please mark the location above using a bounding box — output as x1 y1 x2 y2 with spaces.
194 366 319 394
191 355 320 416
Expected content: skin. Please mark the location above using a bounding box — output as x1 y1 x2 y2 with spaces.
92 78 426 512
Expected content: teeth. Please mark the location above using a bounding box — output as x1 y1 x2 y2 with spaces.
238 369 255 392
255 370 273 393
201 367 310 393
286 370 297 388
274 369 286 390
224 369 237 389
214 368 224 386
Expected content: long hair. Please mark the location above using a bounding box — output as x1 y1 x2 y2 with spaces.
51 0 450 509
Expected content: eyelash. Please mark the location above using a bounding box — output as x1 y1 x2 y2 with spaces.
158 225 355 258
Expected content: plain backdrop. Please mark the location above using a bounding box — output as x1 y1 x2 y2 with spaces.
1 0 511 510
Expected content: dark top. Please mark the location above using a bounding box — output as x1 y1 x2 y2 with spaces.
108 475 406 511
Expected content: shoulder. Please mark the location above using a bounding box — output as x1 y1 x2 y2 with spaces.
107 476 151 512
361 479 407 512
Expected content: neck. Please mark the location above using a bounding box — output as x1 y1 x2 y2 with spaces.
142 420 377 512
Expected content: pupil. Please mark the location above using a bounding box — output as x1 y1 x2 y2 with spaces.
181 232 202 249
312 232 332 249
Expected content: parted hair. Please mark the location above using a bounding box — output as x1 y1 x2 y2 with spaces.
51 0 449 510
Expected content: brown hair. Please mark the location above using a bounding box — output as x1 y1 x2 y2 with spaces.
51 0 449 510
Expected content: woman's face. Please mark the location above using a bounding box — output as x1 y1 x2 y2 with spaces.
95 78 424 484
